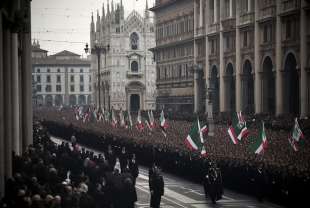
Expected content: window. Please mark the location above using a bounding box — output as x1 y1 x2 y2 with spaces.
80 85 84 92
57 68 60 73
57 75 61 83
45 85 51 92
70 68 74 73
37 68 40 73
37 75 41 83
89 85 92 91
243 31 248 48
70 75 74 82
46 75 51 83
70 85 75 92
36 85 41 92
130 32 139 50
286 19 291 39
80 68 83 73
56 85 61 92
131 61 138 72
47 68 50 73
80 75 84 82
89 76 91 82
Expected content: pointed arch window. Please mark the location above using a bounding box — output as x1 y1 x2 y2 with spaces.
130 32 139 50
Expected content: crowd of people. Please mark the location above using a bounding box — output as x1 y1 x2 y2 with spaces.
0 121 151 208
34 107 310 207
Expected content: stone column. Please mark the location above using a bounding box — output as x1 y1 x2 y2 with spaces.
21 0 33 149
199 0 203 28
205 0 210 114
300 0 308 117
214 0 218 23
235 0 242 112
194 0 199 113
11 31 21 155
229 0 233 17
275 1 283 115
254 0 262 113
0 14 5 197
3 29 13 178
248 0 252 12
219 0 225 112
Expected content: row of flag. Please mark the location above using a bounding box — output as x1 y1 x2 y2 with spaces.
184 111 305 157
73 106 169 137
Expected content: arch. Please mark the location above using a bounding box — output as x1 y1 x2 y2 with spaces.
131 61 139 72
69 95 77 106
262 56 275 114
45 95 53 106
54 95 63 106
225 63 235 112
87 95 92 105
126 81 145 90
36 95 44 106
130 94 140 112
283 53 299 115
130 32 139 50
210 65 220 113
78 95 86 105
242 60 254 113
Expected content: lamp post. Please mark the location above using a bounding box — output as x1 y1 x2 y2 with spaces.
84 41 109 109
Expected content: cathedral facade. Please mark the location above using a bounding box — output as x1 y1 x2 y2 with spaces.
90 0 156 111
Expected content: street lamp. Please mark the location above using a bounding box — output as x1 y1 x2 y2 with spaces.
84 41 110 110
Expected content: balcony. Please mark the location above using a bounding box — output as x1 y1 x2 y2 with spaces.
239 12 254 27
126 71 143 78
280 0 300 15
221 17 236 31
195 26 205 38
259 5 276 22
208 23 220 35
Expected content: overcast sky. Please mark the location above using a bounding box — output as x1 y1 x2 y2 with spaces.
31 0 155 56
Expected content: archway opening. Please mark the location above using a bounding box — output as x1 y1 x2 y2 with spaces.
130 94 140 112
283 53 299 115
78 95 86 105
69 95 77 106
243 60 254 114
55 95 63 106
210 66 219 114
45 95 53 107
262 56 275 114
226 63 235 112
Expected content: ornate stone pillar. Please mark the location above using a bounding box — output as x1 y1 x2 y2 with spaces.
0 13 5 197
3 28 13 178
300 0 308 117
235 0 242 112
254 0 262 113
275 1 283 115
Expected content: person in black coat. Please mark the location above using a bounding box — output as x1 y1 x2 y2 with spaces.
129 153 139 185
149 164 164 208
106 145 116 171
119 146 128 173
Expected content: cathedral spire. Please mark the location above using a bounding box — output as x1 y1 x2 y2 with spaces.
111 0 114 13
107 0 110 15
91 12 95 33
145 0 150 19
102 3 105 19
96 10 100 32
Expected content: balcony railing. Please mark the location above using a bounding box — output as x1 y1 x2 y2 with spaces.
281 0 300 13
126 71 143 78
259 5 276 20
239 12 254 26
208 23 220 34
195 26 205 37
221 17 236 31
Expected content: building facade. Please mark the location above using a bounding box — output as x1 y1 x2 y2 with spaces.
152 0 310 117
32 45 92 107
150 0 199 113
90 0 156 111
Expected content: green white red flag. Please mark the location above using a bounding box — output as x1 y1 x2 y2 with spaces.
227 111 249 144
136 110 144 131
250 122 268 154
185 118 207 156
288 118 304 151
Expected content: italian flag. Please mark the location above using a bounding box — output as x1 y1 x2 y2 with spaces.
291 118 304 142
111 109 117 127
227 111 249 144
148 110 155 129
136 110 144 131
288 137 298 152
251 122 268 154
160 110 168 137
185 118 206 156
119 109 125 127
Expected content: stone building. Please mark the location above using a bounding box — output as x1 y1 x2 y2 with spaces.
90 0 156 111
0 0 33 196
32 44 92 107
152 0 310 117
